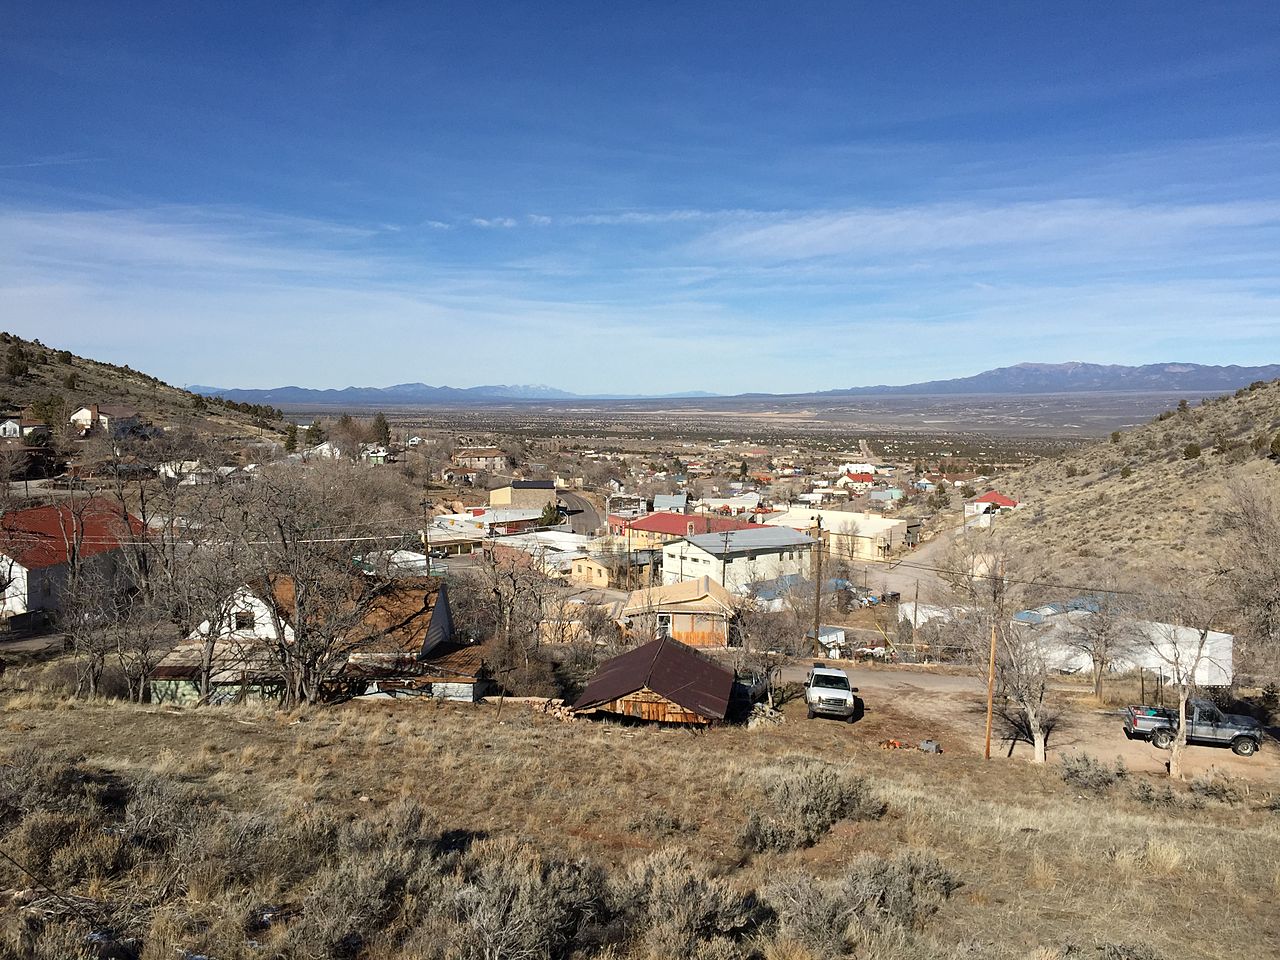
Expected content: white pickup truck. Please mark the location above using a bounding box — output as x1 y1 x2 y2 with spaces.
804 665 863 722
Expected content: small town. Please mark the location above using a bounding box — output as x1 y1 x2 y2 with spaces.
3 5 1279 960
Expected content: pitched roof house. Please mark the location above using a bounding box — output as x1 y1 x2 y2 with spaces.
0 500 144 617
148 576 485 703
620 576 737 647
573 636 735 724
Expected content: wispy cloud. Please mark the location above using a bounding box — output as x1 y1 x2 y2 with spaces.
697 199 1280 263
0 154 103 171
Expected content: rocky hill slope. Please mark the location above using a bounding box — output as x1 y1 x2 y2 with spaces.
0 332 286 439
999 378 1280 575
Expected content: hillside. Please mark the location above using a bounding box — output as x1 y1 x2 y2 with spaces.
999 378 1280 573
0 332 286 440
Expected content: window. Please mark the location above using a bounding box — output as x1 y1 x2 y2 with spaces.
234 610 255 631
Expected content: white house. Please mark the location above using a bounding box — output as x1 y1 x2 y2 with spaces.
0 417 48 440
149 576 477 703
662 527 815 594
68 404 143 437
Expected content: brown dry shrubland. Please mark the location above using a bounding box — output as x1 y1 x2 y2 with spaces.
0 695 1278 960
999 379 1280 576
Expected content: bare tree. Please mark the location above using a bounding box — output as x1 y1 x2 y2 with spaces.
942 530 1056 762
1222 479 1280 679
1060 581 1141 701
232 461 392 706
1134 575 1222 780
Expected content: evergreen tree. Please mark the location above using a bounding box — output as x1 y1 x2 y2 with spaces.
305 421 325 446
284 423 299 453
371 411 391 446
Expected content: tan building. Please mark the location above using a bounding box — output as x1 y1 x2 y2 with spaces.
620 576 737 647
452 447 507 472
489 480 556 510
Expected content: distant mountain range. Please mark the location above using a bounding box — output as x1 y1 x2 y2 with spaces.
191 362 1280 407
186 383 722 404
815 362 1280 397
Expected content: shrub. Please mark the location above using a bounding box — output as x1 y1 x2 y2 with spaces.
1190 771 1244 805
741 760 884 852
1120 465 1132 479
1131 781 1176 808
0 749 97 824
611 848 756 956
1182 443 1201 460
448 838 608 960
764 852 959 953
1059 753 1127 794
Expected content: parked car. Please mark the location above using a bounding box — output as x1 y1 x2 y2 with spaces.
1123 698 1263 757
804 665 863 722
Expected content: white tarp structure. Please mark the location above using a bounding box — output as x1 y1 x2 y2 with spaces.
1029 610 1233 686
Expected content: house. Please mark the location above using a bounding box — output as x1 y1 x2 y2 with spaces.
68 404 144 438
304 440 345 461
620 576 737 647
434 507 544 537
148 576 486 703
489 479 557 510
489 529 594 577
651 493 688 513
620 512 757 550
662 527 815 594
834 471 875 492
452 447 508 472
0 500 144 620
570 552 655 591
971 491 1019 510
963 491 1021 529
0 417 49 440
572 636 735 725
763 508 917 560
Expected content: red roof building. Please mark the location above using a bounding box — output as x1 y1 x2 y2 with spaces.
0 500 143 571
972 491 1018 509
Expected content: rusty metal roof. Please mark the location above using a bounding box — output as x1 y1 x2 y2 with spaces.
572 636 733 721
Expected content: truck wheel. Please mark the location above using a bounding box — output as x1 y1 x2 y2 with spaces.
806 707 815 720
1231 737 1258 757
1151 729 1173 750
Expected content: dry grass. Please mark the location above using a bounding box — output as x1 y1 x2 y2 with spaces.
1000 379 1280 577
1 694 1277 959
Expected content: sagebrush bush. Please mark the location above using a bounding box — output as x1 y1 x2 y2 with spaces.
1189 771 1245 805
611 848 757 956
741 760 884 852
764 851 959 955
1059 753 1128 794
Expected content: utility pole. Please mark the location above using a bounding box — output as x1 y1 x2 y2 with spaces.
911 579 920 643
811 517 823 659
983 620 997 759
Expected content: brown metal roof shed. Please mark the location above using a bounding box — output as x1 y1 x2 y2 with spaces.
572 636 734 724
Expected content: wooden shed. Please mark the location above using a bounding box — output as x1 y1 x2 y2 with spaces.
572 636 734 725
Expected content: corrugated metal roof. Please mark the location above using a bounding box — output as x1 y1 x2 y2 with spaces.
0 499 144 570
684 527 815 555
572 636 734 720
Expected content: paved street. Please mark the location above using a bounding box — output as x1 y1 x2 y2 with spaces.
558 491 602 535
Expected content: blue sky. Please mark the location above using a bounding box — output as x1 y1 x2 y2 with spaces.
2 2 1278 395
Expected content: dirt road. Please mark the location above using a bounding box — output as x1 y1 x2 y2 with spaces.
779 660 1280 782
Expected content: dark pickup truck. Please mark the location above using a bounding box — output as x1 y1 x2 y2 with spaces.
1123 698 1264 757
